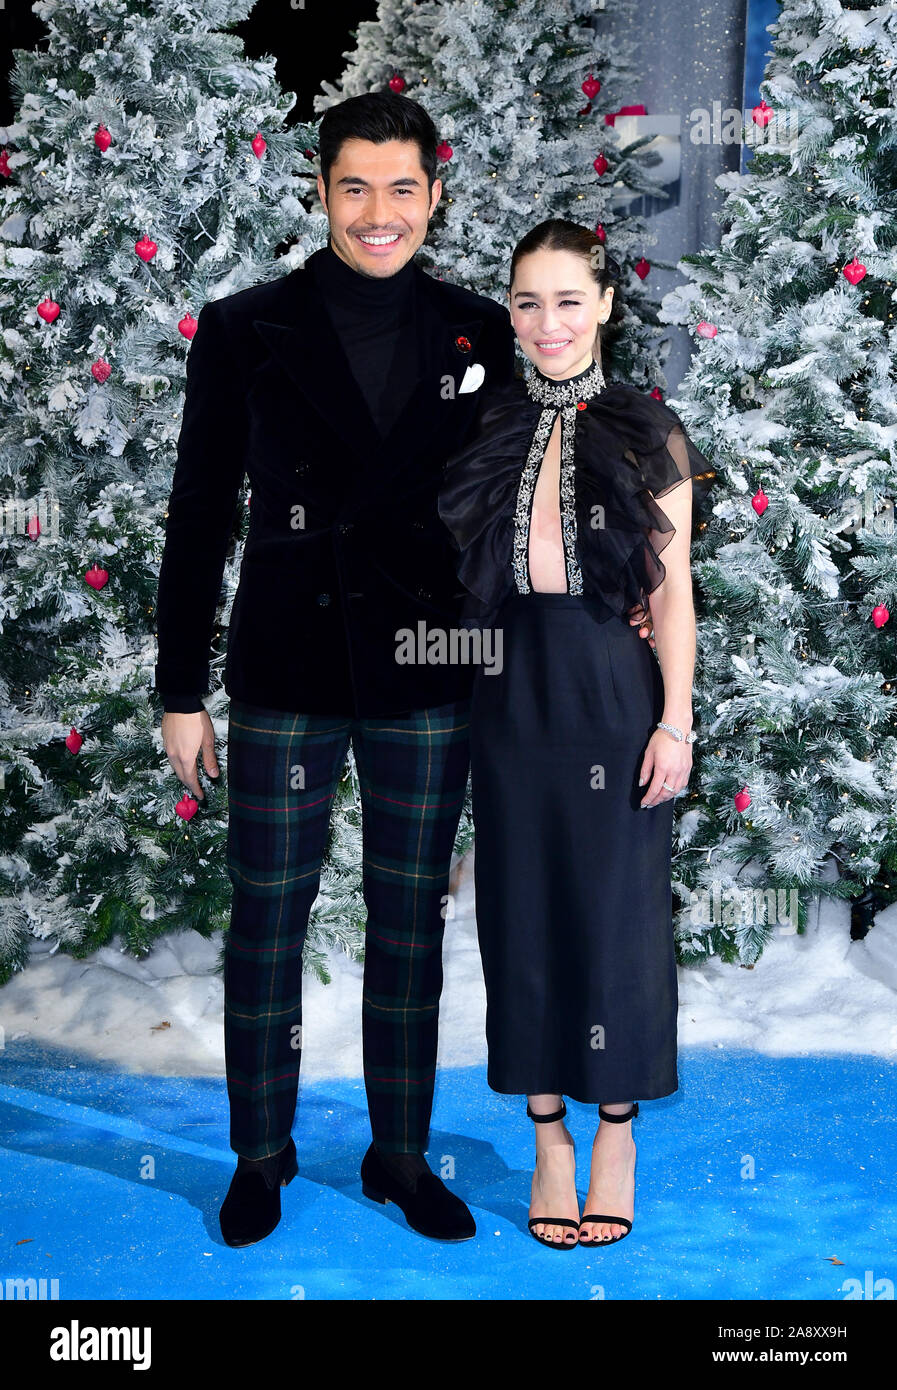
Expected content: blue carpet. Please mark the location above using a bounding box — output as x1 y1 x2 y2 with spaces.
0 1044 892 1300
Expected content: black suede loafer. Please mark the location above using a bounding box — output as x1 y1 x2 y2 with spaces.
360 1142 476 1241
219 1136 298 1248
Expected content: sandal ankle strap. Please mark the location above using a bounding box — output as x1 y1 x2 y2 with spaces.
598 1101 639 1123
526 1100 567 1124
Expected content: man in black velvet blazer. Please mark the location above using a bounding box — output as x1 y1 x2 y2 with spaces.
154 92 519 1247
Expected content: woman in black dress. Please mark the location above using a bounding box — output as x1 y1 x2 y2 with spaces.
438 219 710 1250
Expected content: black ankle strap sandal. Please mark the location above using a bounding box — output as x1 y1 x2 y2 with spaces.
578 1101 639 1247
525 1100 580 1251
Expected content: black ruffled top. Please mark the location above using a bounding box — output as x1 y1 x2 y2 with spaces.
437 361 712 626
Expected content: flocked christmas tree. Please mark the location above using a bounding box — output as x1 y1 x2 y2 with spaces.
315 0 672 390
657 0 897 965
0 0 370 984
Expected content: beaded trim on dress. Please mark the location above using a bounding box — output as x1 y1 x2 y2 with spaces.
513 357 607 595
523 356 606 405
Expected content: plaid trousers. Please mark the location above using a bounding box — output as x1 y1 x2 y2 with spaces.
223 696 472 1159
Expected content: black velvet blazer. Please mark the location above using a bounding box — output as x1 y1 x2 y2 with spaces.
153 247 518 716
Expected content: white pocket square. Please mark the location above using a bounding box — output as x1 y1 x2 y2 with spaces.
458 361 485 394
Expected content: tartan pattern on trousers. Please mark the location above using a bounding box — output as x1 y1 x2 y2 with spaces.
223 696 472 1159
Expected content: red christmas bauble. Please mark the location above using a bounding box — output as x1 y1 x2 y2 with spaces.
650 387 663 401
304 148 316 160
436 140 453 162
94 125 112 152
872 604 890 629
582 73 601 99
594 223 606 243
135 235 157 262
85 564 109 590
752 100 772 127
175 795 199 821
593 152 608 176
179 313 198 340
578 103 592 116
389 71 405 93
91 358 111 383
0 149 10 178
37 298 60 323
635 257 650 279
842 257 867 285
751 487 769 516
251 131 267 158
27 514 40 539
65 728 83 755
696 320 717 338
734 786 751 813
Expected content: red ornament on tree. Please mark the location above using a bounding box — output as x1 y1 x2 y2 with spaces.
91 358 111 383
751 100 773 127
0 149 10 178
871 604 890 629
178 313 198 340
65 728 83 755
578 103 593 116
593 152 608 176
176 795 199 821
581 73 601 99
85 564 109 590
436 140 453 162
751 487 769 516
594 223 606 243
251 131 267 158
304 148 316 160
94 125 112 152
388 71 405 93
135 235 158 262
634 257 650 280
842 257 867 285
37 298 60 323
695 320 717 338
27 514 41 539
734 786 752 813
650 387 664 401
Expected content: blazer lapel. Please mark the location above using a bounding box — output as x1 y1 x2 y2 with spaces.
251 253 488 516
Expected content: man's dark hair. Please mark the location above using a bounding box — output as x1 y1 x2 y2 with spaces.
317 92 439 196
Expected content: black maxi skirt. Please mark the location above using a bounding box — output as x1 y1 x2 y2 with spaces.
469 589 679 1104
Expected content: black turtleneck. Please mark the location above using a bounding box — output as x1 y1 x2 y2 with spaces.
314 240 417 439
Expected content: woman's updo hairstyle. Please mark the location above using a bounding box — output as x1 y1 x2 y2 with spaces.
508 218 625 369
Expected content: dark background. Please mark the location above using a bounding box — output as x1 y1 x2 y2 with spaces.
0 1 381 126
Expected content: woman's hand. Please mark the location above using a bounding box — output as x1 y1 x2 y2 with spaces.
161 709 219 802
638 728 692 808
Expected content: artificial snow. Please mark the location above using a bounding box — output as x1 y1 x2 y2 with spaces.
1 845 895 1078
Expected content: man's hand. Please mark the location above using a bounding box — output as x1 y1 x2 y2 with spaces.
161 709 219 802
627 599 656 649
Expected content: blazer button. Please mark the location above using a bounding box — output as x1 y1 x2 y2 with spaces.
317 593 331 606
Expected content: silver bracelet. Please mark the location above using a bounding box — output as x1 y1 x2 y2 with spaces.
656 720 697 745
